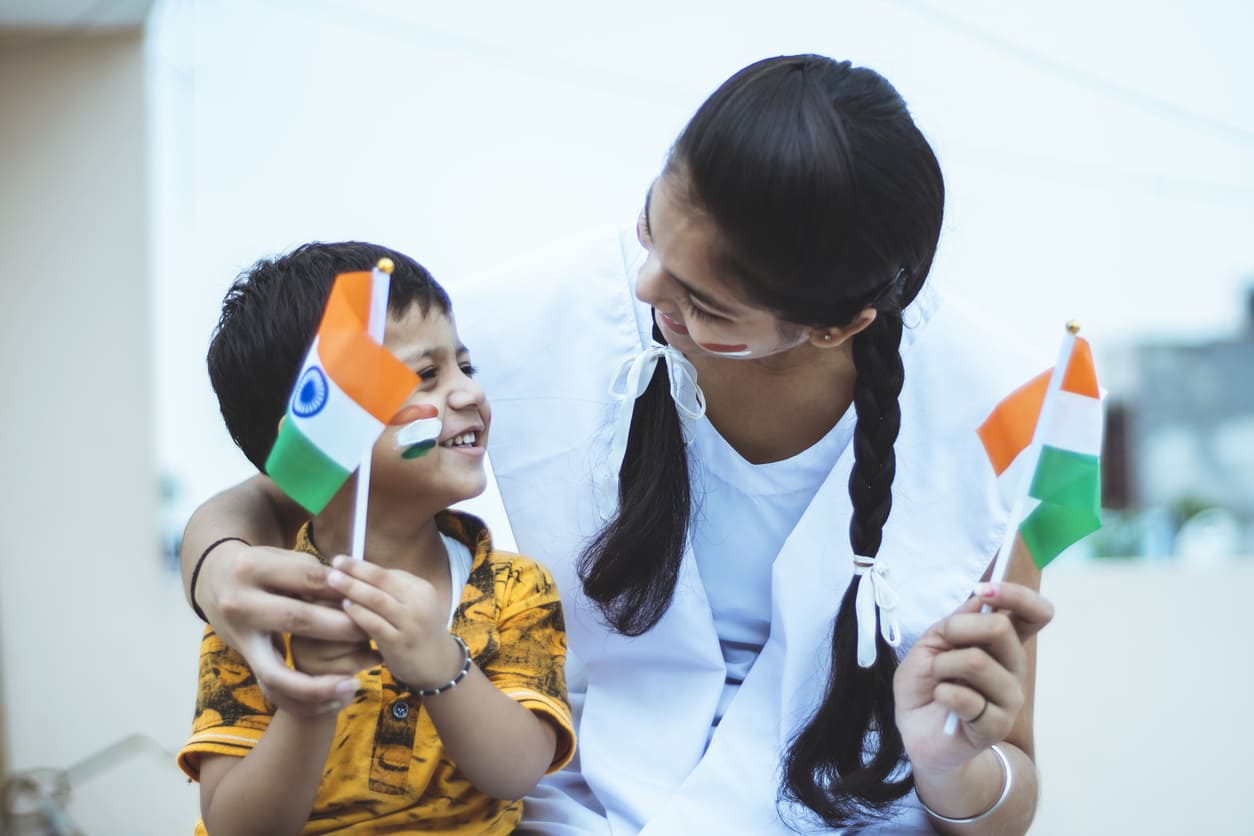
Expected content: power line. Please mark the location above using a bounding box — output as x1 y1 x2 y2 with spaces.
889 0 1254 151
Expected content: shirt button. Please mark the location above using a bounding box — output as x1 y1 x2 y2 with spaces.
390 701 409 720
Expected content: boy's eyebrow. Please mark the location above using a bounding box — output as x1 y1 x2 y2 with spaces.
393 343 470 367
644 182 737 317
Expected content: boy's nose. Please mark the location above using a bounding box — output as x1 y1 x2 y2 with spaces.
447 377 486 411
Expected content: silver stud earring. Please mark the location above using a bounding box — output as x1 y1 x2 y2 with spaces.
823 333 832 341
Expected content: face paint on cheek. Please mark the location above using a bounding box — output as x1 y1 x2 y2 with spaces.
390 404 442 459
698 342 752 357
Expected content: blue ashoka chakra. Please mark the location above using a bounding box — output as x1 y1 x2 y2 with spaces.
292 366 329 417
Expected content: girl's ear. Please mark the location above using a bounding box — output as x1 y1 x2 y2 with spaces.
808 308 878 349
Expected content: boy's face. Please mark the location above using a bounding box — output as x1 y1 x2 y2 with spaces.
371 305 490 510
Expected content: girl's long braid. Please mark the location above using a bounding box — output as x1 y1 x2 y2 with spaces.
783 309 912 826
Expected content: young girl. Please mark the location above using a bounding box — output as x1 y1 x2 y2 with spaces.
180 57 1052 834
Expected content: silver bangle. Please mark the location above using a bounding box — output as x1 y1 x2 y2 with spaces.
411 635 473 697
919 743 1014 824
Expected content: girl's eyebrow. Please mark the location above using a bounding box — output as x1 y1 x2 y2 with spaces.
644 182 737 317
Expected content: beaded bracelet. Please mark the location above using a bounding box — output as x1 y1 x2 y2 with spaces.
189 536 250 623
411 635 473 697
919 743 1014 824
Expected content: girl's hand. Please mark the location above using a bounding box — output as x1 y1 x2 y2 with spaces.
326 555 465 690
893 581 1054 773
198 542 369 714
289 603 381 680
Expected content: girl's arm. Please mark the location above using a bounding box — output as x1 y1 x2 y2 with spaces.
197 709 338 836
327 557 560 799
894 541 1052 835
180 475 367 714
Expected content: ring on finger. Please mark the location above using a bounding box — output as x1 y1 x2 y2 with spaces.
969 693 990 724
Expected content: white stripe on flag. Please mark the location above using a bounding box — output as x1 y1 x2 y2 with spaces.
288 336 385 471
1040 389 1103 457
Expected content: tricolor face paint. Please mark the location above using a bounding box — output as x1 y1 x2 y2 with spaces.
697 342 752 357
390 404 442 459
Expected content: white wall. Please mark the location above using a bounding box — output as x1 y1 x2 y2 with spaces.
0 29 201 832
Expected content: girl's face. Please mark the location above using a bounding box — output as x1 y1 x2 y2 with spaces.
372 306 490 509
633 174 810 361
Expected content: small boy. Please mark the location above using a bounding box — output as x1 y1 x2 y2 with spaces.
176 242 574 835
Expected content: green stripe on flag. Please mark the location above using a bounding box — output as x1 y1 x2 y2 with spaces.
265 417 352 514
1021 445 1102 568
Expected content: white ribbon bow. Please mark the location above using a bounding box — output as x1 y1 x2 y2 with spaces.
853 556 902 668
596 343 707 518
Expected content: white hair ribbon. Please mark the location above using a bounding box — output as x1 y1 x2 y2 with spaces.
596 343 707 518
853 556 902 668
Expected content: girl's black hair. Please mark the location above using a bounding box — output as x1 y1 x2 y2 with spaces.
577 55 944 827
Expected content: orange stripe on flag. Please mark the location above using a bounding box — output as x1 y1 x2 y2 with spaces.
318 272 419 421
978 371 1048 476
1062 338 1099 398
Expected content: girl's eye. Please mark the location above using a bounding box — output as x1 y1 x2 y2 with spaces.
636 211 651 247
417 366 439 382
460 363 478 377
682 296 719 323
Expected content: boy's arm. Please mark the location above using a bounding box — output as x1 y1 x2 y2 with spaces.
198 709 338 836
423 648 560 799
180 475 366 714
327 556 563 799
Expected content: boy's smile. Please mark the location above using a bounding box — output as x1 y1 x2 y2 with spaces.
372 305 491 512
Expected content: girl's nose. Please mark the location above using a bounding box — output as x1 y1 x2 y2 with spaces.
634 255 670 306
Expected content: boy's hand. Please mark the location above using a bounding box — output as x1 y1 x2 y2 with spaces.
326 555 466 691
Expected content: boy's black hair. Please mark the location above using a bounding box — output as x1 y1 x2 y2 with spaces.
207 241 451 472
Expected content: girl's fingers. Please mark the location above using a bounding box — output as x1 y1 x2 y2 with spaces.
931 646 1023 712
974 582 1055 639
937 611 1027 681
933 681 1011 739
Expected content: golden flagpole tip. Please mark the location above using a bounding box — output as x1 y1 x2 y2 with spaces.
1066 320 1081 335
376 257 395 274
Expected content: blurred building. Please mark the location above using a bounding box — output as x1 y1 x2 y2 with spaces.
1117 287 1254 556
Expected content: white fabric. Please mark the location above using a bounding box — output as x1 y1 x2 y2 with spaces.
449 226 1038 835
598 343 706 518
688 408 853 732
853 556 903 668
439 532 472 628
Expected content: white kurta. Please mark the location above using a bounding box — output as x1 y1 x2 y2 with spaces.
449 227 1038 835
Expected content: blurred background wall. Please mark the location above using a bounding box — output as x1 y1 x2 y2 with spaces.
1 1 1251 833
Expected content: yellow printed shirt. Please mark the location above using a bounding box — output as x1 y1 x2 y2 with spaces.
177 511 574 834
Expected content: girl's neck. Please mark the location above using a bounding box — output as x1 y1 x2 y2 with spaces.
690 341 857 464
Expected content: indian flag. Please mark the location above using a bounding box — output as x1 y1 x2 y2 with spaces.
978 334 1103 569
265 268 418 514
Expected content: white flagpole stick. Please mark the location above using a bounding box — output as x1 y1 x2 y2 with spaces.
943 321 1080 735
350 259 395 560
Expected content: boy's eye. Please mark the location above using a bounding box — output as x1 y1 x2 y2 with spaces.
417 366 439 381
460 363 478 377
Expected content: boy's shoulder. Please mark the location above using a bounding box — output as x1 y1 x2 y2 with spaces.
436 509 553 577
